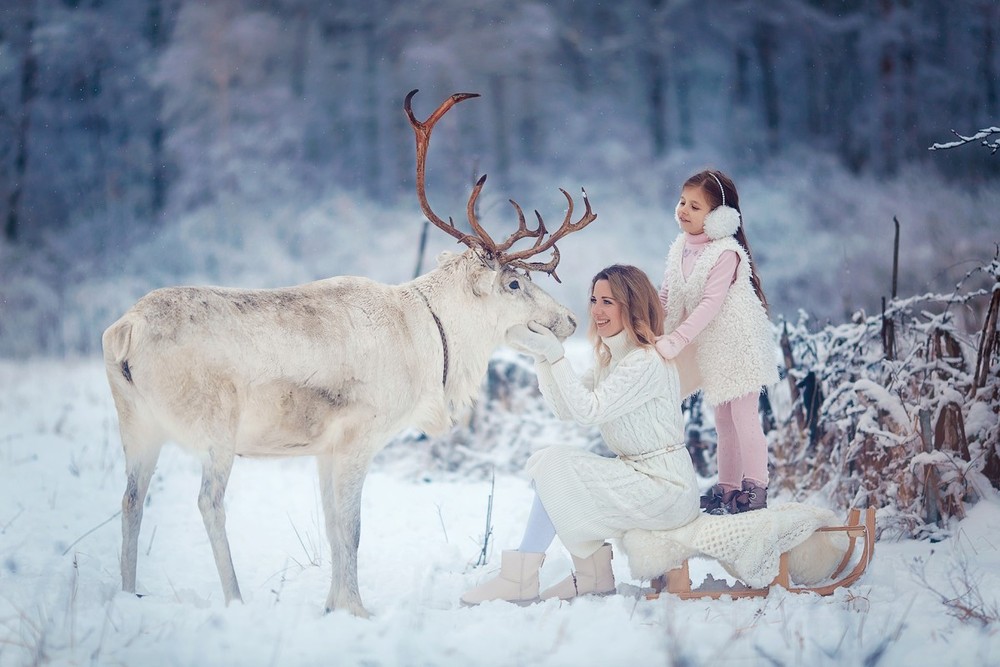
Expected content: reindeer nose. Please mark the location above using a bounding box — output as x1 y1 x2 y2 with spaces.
567 313 578 333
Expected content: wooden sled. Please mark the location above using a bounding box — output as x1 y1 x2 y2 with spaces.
646 507 876 600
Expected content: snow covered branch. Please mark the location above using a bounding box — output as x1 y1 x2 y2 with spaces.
928 127 1000 155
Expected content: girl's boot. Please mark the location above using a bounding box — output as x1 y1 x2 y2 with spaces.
700 484 725 512
701 484 740 515
731 479 767 513
539 543 615 601
460 550 546 606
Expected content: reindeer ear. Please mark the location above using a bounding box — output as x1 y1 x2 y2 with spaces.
468 258 498 297
436 250 458 266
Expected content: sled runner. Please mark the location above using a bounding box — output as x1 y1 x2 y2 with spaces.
645 507 876 600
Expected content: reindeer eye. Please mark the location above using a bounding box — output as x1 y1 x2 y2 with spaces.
508 280 520 290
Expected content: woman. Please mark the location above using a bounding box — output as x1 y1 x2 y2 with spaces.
461 264 700 605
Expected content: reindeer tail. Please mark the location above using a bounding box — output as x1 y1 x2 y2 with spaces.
102 317 136 384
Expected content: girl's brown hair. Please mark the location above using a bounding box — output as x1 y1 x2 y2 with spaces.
683 170 768 310
587 264 664 366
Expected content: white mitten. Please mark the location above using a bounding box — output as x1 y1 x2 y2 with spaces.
505 324 539 358
505 322 564 363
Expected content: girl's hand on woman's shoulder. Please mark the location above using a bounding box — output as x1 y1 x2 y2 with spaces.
654 334 684 360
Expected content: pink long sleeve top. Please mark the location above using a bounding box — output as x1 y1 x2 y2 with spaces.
658 232 739 351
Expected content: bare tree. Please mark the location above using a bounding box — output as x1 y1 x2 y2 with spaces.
3 0 37 243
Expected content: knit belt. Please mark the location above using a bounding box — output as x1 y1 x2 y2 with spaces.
618 443 686 462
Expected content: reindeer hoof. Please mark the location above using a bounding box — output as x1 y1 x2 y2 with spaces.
324 604 371 619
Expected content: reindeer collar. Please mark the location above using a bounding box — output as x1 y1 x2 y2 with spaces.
414 287 449 388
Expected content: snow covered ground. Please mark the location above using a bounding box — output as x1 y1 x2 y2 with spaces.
1 358 998 667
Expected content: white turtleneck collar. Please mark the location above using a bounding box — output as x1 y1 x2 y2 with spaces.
602 329 637 361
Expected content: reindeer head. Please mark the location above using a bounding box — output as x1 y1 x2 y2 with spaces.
433 249 578 340
405 90 597 339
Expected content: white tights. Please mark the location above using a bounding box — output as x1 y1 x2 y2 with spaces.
517 493 556 553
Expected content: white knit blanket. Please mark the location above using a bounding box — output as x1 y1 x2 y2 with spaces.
620 503 849 588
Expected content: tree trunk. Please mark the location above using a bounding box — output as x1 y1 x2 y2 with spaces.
646 50 667 157
676 68 693 150
644 0 668 157
360 3 381 198
147 0 168 216
517 68 541 166
489 74 510 187
980 1 999 120
837 30 866 172
290 6 308 98
4 0 37 244
878 0 898 175
752 20 780 155
150 97 167 215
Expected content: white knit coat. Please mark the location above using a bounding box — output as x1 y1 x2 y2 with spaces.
661 235 780 406
525 331 700 559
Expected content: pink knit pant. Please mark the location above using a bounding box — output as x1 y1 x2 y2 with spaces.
713 391 769 489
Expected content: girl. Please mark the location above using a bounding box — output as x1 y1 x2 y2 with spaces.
461 265 699 605
656 170 779 515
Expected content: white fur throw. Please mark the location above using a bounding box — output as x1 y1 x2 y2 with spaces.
620 503 849 588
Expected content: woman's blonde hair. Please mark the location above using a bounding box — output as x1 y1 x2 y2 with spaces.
587 264 664 366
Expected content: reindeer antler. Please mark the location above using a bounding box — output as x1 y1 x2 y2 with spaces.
497 188 596 283
405 89 597 282
404 89 483 250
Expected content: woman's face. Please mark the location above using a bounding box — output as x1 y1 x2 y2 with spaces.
590 279 625 337
675 185 712 235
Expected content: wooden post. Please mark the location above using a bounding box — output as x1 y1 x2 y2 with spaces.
665 562 691 594
891 216 900 300
918 408 939 527
972 281 999 389
881 297 895 360
881 217 901 360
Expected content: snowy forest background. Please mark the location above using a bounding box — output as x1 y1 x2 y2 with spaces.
0 2 999 664
1 0 1000 359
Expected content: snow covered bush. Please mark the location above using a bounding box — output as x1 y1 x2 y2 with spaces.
771 252 1000 539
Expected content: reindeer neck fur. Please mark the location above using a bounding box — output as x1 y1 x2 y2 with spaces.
408 251 506 416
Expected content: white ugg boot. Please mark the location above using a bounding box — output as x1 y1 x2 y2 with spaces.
539 543 616 601
460 550 546 606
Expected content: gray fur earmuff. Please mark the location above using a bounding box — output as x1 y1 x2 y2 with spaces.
703 205 741 240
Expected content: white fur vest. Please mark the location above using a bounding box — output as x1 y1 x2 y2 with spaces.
662 235 779 406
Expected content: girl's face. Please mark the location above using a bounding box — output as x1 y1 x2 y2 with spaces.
590 279 625 337
675 185 712 235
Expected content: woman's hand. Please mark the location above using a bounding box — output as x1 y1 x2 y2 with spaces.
505 322 565 363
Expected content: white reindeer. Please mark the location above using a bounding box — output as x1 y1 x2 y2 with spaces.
102 90 597 617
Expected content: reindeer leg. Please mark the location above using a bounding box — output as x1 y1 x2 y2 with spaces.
121 438 162 595
317 451 372 618
198 446 242 605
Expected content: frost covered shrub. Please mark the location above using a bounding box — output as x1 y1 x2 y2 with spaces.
772 254 1000 539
